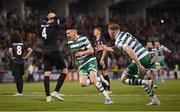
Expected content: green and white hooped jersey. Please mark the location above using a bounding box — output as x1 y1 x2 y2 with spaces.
115 31 148 60
68 35 96 67
152 45 167 61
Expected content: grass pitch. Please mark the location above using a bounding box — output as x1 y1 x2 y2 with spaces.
0 79 180 111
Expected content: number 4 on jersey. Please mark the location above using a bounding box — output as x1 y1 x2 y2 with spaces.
42 28 47 39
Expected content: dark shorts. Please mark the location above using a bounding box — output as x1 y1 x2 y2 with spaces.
43 49 66 71
11 61 24 76
96 56 108 70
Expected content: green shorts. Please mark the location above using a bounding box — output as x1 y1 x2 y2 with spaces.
150 62 160 71
78 60 98 76
157 60 166 68
124 55 151 78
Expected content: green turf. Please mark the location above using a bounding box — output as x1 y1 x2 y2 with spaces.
0 79 180 111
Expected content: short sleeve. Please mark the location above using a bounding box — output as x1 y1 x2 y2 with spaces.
84 37 92 48
115 39 124 48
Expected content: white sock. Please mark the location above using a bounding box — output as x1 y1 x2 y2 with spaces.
142 80 148 85
96 76 101 82
95 81 110 99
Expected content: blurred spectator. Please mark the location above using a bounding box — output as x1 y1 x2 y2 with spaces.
0 5 180 81
174 64 179 79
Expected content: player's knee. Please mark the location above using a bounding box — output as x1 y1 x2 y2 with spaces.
79 82 87 87
120 73 126 83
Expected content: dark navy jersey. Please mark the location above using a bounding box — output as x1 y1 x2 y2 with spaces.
93 36 108 60
41 21 58 49
41 16 65 49
9 43 29 63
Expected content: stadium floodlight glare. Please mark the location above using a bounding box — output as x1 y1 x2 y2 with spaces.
160 19 164 23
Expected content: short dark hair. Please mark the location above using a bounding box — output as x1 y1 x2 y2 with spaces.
94 26 102 32
48 9 55 13
66 26 77 30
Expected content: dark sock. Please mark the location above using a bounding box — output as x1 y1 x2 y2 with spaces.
102 81 107 91
104 75 110 91
44 76 50 96
55 73 66 92
19 75 23 93
15 75 23 93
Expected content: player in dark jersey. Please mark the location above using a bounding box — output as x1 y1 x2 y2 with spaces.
93 27 111 94
41 11 68 102
8 31 33 96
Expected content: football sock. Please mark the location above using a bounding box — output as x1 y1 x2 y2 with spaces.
15 75 23 93
95 81 110 99
152 77 158 88
104 75 110 91
124 78 154 97
55 73 66 92
124 78 148 85
44 76 50 96
102 82 106 91
158 72 161 80
142 85 154 97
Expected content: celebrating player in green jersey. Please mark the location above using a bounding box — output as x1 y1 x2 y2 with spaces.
98 23 160 105
66 26 113 104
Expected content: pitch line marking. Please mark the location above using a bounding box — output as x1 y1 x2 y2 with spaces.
0 93 180 97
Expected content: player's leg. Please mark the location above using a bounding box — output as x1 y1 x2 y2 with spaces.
97 60 110 92
55 68 68 92
78 65 91 87
51 68 67 101
43 50 54 101
150 62 159 89
79 75 90 87
157 60 166 82
121 56 160 105
102 58 111 92
89 70 113 104
121 72 150 85
88 60 113 104
101 70 111 93
14 74 23 96
96 61 109 88
151 69 158 89
121 62 150 85
12 63 23 96
51 51 67 101
54 52 68 92
160 67 166 82
97 71 109 87
44 71 53 102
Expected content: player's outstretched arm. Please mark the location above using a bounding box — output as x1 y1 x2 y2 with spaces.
165 47 172 53
97 45 114 52
123 44 147 76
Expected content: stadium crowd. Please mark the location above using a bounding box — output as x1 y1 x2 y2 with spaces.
0 8 180 79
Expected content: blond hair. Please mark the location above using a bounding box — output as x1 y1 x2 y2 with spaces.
108 23 120 31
